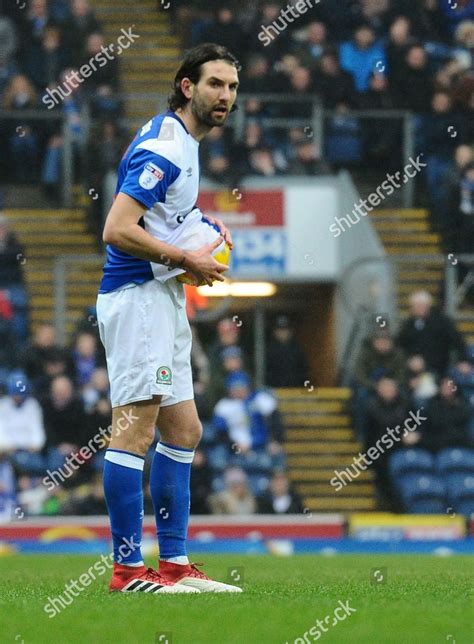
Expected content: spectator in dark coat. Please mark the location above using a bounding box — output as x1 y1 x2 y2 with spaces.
42 375 87 464
21 323 74 391
266 316 308 388
64 0 101 66
198 7 246 64
355 330 407 391
0 213 25 288
392 45 433 112
313 52 357 109
24 23 70 90
257 470 303 514
398 291 467 377
420 378 472 451
365 377 412 507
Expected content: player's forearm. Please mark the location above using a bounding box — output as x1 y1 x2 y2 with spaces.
104 224 187 267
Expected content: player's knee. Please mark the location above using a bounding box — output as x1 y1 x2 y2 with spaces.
189 419 203 448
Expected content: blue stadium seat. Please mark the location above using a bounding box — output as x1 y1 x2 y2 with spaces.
446 473 474 516
389 448 435 479
436 448 474 476
398 473 446 514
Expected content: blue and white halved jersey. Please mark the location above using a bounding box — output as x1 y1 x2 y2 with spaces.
99 110 206 293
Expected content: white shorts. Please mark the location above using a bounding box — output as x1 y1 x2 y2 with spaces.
96 278 194 408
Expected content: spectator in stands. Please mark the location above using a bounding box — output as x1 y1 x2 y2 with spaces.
0 289 15 367
392 45 433 112
398 290 467 377
294 21 328 71
2 75 40 182
200 126 233 184
355 329 407 391
249 1 292 60
353 329 407 440
385 16 415 87
71 331 104 387
0 213 25 289
287 137 331 176
410 0 448 43
239 54 277 118
198 7 246 64
190 325 211 420
82 33 119 90
19 0 51 53
449 356 474 409
24 23 70 91
443 144 474 250
213 371 285 462
313 51 357 109
190 448 212 514
281 66 314 120
455 162 474 255
407 354 438 407
257 470 303 514
339 23 386 94
208 317 247 406
357 0 392 36
423 91 466 222
0 213 28 344
82 366 109 412
209 466 257 515
420 377 472 451
42 375 87 472
21 322 73 391
365 377 411 506
266 315 309 388
65 0 101 66
0 371 45 475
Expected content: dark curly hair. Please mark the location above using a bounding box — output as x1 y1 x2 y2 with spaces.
168 43 239 112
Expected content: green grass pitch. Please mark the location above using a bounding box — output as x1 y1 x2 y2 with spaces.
0 554 472 643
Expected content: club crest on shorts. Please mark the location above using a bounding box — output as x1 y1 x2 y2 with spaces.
156 366 172 385
139 162 164 190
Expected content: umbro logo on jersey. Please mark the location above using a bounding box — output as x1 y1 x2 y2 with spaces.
139 162 164 190
186 167 193 177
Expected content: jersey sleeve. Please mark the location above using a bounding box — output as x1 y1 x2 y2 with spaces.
119 147 181 210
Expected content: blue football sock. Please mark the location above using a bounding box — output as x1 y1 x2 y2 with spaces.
103 449 145 566
150 441 194 561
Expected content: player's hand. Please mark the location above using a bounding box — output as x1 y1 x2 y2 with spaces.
184 237 229 286
202 215 233 250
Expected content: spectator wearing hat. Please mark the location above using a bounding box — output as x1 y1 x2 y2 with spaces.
257 470 303 514
0 371 46 475
209 466 257 515
213 371 285 463
353 329 407 441
266 315 309 388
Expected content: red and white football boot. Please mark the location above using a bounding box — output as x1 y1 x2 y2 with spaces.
109 563 199 594
159 561 243 593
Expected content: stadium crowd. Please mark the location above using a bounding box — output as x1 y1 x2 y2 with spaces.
353 290 474 510
0 302 309 519
0 1 472 248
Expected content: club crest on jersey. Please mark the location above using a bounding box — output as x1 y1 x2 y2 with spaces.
139 162 164 190
156 366 172 385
